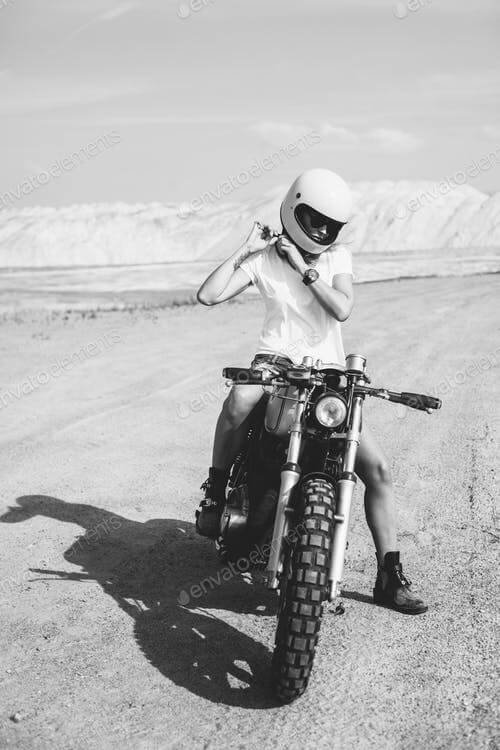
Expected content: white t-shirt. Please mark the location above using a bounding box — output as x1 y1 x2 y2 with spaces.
239 244 353 366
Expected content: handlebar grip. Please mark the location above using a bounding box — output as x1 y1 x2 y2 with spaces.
222 367 270 385
400 392 442 411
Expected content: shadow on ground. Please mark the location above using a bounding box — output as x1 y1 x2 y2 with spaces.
0 495 280 708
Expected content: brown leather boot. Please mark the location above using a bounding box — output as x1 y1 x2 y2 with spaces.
373 551 428 615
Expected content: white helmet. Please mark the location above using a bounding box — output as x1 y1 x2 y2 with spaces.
280 168 353 254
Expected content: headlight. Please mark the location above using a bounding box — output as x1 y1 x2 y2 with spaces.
314 394 347 428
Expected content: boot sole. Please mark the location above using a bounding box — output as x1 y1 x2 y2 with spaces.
373 590 428 615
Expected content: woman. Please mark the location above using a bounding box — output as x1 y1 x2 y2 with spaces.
196 168 427 615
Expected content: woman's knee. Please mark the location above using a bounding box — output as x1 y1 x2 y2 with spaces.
225 386 262 426
361 457 392 489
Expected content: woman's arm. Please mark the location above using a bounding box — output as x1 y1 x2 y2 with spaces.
197 264 253 306
276 236 354 322
307 272 354 322
197 222 276 306
197 248 253 306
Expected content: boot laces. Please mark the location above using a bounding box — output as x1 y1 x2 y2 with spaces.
395 568 412 588
200 478 220 498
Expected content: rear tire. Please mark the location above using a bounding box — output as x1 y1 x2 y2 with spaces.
272 476 335 703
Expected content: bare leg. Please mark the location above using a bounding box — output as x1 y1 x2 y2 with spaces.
212 385 265 469
355 424 397 562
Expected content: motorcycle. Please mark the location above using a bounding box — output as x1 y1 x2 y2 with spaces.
216 354 441 703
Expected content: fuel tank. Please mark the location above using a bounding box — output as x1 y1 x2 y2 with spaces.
264 385 300 439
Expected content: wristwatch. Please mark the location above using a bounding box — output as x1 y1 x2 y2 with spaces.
302 268 320 286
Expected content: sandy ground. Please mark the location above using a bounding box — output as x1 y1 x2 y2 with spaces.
0 274 498 749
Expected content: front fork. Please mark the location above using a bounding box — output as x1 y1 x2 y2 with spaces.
266 390 307 589
265 384 365 596
328 394 363 600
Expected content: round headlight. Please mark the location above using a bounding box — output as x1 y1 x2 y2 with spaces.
314 395 347 428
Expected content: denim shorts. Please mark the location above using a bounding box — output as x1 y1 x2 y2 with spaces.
250 353 294 378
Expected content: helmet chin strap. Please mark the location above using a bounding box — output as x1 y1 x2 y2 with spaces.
280 228 321 266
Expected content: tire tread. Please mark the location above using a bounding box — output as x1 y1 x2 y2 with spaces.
272 477 335 703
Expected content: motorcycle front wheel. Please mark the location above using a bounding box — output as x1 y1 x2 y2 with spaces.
271 476 335 703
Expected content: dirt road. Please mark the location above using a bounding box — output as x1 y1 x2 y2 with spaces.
0 275 498 749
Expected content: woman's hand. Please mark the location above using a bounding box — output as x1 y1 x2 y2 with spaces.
276 235 308 275
197 222 276 306
243 222 278 255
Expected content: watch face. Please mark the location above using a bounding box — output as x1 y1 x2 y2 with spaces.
303 268 319 285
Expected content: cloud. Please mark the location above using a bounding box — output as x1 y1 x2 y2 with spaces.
251 121 359 147
251 121 316 144
251 121 422 154
31 114 256 127
96 114 252 126
362 128 422 153
98 3 137 22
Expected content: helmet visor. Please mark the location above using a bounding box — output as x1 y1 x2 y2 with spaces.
294 203 345 246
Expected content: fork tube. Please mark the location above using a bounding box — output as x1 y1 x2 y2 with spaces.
328 394 363 600
266 390 307 589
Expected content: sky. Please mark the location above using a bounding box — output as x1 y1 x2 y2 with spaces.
0 0 499 208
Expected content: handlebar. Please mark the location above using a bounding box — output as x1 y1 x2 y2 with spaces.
222 368 442 412
222 367 271 385
222 366 317 386
399 392 442 411
365 388 441 412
